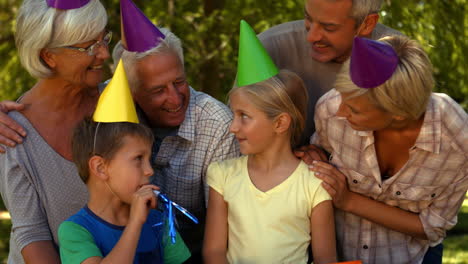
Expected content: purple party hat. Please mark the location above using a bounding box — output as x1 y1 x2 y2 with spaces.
120 0 165 52
46 0 90 9
350 37 399 89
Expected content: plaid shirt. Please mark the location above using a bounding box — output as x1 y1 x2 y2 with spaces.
312 89 468 264
149 87 240 249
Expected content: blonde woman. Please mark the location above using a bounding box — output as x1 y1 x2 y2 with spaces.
310 35 467 263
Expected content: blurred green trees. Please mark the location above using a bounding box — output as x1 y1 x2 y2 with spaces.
0 0 467 109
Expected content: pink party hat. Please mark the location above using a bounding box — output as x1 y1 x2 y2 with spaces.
350 37 399 89
46 0 90 9
120 0 165 52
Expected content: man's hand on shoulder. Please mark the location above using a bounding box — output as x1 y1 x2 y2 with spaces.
0 100 27 153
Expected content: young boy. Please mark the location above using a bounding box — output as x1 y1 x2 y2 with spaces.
58 119 191 264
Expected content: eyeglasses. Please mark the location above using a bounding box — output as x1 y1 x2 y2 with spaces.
62 31 112 56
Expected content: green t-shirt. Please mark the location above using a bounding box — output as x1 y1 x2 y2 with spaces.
58 208 190 264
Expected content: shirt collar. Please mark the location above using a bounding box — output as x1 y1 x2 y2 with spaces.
413 96 441 154
334 97 440 153
175 87 196 142
351 97 441 153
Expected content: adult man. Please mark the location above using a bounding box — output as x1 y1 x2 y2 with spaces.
259 0 400 145
117 2 238 255
119 28 239 257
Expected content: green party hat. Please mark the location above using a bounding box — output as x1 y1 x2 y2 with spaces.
236 20 279 87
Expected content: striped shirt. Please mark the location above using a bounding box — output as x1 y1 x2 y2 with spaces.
312 89 468 264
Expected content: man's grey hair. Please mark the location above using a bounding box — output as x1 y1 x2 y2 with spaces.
15 0 107 79
118 27 184 91
351 0 383 26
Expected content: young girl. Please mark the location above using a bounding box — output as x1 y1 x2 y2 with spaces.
203 69 336 264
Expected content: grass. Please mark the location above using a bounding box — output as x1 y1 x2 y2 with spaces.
0 220 11 263
443 198 468 264
0 196 467 263
444 234 468 264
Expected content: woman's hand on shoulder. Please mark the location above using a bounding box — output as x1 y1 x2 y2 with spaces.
310 161 352 211
294 144 328 165
0 100 26 153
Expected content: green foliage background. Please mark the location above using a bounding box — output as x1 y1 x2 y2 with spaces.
0 2 467 261
0 0 467 108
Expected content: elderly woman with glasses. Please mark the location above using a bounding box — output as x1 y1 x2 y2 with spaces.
0 0 110 262
308 35 467 264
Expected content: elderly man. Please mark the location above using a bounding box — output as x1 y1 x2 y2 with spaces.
119 30 239 259
117 2 239 257
259 0 400 145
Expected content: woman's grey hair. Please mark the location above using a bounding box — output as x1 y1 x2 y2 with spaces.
334 35 433 120
15 0 107 79
120 27 184 91
350 0 383 26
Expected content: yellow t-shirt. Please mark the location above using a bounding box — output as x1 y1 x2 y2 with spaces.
207 156 331 264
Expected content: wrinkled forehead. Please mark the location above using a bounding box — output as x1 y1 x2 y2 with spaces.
136 52 185 87
305 0 354 21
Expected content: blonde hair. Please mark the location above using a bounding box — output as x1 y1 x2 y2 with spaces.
229 70 308 147
121 28 184 91
15 0 107 79
335 35 433 120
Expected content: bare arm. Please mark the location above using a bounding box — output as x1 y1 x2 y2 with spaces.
311 161 427 240
310 200 337 264
21 241 61 264
0 100 26 153
345 192 426 239
203 187 228 264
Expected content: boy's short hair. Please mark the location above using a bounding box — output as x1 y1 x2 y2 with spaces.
72 118 154 183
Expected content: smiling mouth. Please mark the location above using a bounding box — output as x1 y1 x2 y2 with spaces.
165 105 183 113
312 42 330 49
89 65 103 70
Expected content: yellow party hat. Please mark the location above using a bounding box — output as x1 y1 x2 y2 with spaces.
93 59 139 123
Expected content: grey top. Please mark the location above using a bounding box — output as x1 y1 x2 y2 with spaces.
0 111 87 264
258 20 401 144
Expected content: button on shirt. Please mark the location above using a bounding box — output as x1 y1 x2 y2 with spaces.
312 90 468 264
